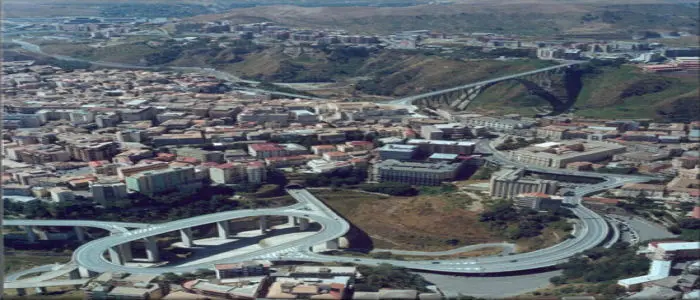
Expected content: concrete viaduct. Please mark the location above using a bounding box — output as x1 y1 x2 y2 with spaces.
390 61 586 115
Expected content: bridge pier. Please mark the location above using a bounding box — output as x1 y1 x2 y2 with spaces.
325 239 339 250
35 287 48 295
16 288 27 296
23 225 37 243
180 228 194 247
78 266 98 278
69 268 81 280
144 236 160 262
288 216 297 226
216 221 230 239
118 243 133 262
299 218 309 231
74 226 86 242
259 216 269 234
69 269 83 289
109 246 125 265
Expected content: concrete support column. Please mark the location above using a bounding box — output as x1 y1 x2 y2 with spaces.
325 239 339 250
79 266 97 278
216 221 230 239
287 216 297 226
69 268 83 289
144 237 160 263
24 225 37 243
180 228 194 247
118 243 133 262
74 226 86 242
108 246 124 265
35 287 48 295
16 288 27 297
259 216 269 234
299 218 309 231
69 268 81 280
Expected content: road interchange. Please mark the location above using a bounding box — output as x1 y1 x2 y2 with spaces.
2 139 661 291
5 171 652 278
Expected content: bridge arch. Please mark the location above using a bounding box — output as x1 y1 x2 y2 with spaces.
472 77 569 114
402 63 585 116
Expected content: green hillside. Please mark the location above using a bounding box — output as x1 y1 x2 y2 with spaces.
574 65 699 121
469 64 699 121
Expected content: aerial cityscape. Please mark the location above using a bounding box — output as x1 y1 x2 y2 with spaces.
1 0 699 299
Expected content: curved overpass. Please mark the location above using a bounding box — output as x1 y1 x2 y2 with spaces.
3 219 148 234
71 205 349 274
6 185 622 276
4 153 654 276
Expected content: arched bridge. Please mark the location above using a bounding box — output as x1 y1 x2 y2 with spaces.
390 61 586 115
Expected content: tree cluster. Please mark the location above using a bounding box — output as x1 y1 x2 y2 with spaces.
160 269 215 284
470 165 499 180
555 243 650 284
479 201 574 240
620 78 672 99
4 185 249 223
303 167 368 187
675 218 700 241
99 3 209 18
358 182 419 196
354 264 430 292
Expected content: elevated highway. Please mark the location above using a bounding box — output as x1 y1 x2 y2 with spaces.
388 61 585 114
3 139 657 281
5 185 629 277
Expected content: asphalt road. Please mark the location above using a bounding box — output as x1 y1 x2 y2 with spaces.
5 279 88 289
4 168 647 278
625 216 677 242
3 219 147 234
370 243 516 256
3 138 659 281
418 270 563 298
4 265 58 282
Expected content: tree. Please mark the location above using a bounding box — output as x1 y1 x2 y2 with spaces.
678 218 700 230
549 275 566 285
359 183 418 196
194 269 215 277
357 264 430 292
160 272 182 283
471 165 499 180
602 284 627 297
667 225 682 234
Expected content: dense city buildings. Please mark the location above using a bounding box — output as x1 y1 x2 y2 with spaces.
2 11 700 299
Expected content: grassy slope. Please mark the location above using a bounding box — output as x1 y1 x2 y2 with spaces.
3 252 71 274
469 65 699 120
190 1 699 36
33 40 698 120
354 52 555 96
574 66 699 120
40 41 161 65
312 189 499 251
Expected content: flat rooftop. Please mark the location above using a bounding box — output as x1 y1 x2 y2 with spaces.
379 144 418 152
408 139 475 146
376 159 460 172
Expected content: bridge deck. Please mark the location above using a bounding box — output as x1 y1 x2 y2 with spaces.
392 61 583 105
